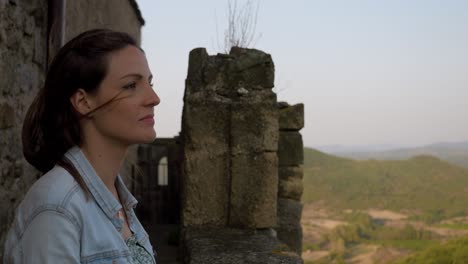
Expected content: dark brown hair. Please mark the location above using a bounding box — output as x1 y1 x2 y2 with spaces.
22 29 138 193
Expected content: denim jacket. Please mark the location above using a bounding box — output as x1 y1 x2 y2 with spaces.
3 146 156 264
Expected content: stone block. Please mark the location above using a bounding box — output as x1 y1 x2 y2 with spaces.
279 166 303 181
278 177 303 201
0 27 6 44
33 26 46 66
277 198 303 229
182 99 230 152
277 227 303 256
277 198 303 255
229 152 278 228
6 26 21 49
230 101 278 154
0 103 14 129
228 47 275 89
278 132 303 166
279 103 304 131
186 48 209 94
182 150 230 227
183 228 302 264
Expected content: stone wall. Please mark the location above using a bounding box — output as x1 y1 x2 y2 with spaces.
66 0 143 44
277 103 305 255
180 47 303 263
0 1 48 259
0 0 144 260
181 47 278 229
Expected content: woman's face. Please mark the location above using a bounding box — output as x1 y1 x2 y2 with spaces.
85 45 160 146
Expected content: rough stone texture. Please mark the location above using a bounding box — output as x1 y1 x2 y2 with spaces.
182 150 230 226
277 199 303 255
279 103 304 131
0 1 144 260
276 100 304 256
0 1 47 260
279 166 303 181
179 46 307 263
230 152 278 228
183 100 230 152
66 0 142 44
278 132 304 166
228 47 275 90
231 101 278 154
183 228 302 264
0 103 14 129
181 47 278 229
278 177 303 201
181 99 231 227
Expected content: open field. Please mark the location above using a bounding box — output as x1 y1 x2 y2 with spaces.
301 203 468 264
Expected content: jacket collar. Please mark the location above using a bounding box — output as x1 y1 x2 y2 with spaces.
64 146 138 220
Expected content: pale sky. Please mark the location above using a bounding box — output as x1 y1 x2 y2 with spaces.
137 0 468 148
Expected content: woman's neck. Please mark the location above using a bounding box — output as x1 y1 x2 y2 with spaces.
80 138 128 197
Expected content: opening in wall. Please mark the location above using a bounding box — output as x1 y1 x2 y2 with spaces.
158 156 168 186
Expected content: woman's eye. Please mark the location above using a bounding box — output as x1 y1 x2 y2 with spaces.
123 82 137 89
149 81 154 87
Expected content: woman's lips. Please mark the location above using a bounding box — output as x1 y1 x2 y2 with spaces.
139 115 155 125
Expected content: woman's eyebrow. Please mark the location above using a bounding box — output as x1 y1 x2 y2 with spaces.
119 73 143 80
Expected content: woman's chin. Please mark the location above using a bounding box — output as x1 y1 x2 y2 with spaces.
141 131 157 143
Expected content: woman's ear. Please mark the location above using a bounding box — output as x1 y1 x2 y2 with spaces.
70 89 92 117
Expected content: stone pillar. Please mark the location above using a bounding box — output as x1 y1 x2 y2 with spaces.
181 47 278 229
0 1 48 260
277 103 305 255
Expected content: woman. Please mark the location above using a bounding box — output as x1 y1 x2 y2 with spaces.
3 29 160 263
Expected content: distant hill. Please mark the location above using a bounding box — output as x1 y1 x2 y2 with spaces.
316 141 468 168
303 147 468 220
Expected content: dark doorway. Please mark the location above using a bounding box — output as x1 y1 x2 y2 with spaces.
133 137 182 263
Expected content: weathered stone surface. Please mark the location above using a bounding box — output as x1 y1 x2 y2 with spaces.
65 0 142 44
181 46 305 262
182 151 230 227
183 228 302 264
182 99 230 226
279 166 303 181
186 48 209 94
182 47 280 230
230 152 278 228
0 1 47 260
279 103 304 131
278 132 304 166
0 103 14 129
33 26 46 66
277 226 303 256
183 99 230 151
230 101 278 154
277 198 302 229
228 47 275 89
278 177 303 201
277 198 303 255
0 0 144 260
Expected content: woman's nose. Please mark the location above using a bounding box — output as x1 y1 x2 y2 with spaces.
146 86 160 107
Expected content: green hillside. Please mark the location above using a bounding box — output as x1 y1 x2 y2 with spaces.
327 144 468 169
303 148 468 220
392 235 468 264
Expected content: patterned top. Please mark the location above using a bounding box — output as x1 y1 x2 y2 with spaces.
126 235 155 264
